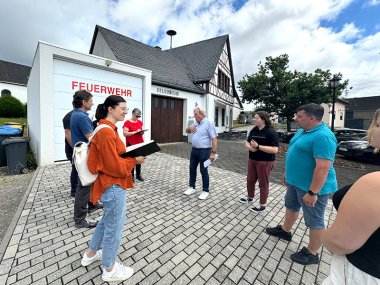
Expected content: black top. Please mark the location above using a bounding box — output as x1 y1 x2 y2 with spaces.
332 184 380 279
62 111 73 156
247 126 279 161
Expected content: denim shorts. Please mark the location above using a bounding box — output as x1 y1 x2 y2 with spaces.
284 184 329 229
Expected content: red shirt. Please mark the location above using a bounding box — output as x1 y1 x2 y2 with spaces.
88 119 136 204
123 119 144 146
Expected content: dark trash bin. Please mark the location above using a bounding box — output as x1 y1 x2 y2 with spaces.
1 137 30 175
0 126 22 166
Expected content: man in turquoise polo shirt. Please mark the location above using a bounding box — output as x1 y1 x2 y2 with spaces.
266 103 338 265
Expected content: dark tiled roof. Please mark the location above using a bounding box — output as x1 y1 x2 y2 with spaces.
346 96 380 111
0 60 30 85
167 35 228 83
91 26 205 94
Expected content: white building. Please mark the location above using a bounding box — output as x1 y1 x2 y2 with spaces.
90 25 243 143
0 60 30 103
28 42 151 166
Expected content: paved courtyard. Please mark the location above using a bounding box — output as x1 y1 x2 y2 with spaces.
0 140 376 285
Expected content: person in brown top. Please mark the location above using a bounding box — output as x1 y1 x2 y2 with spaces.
80 95 145 283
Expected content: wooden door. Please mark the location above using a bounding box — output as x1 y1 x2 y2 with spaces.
151 95 183 143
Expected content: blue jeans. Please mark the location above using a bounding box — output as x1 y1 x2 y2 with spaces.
88 184 127 269
189 147 211 192
66 153 78 195
285 184 329 229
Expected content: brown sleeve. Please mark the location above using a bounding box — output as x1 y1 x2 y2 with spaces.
88 130 136 177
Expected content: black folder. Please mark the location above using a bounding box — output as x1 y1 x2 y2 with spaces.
121 140 161 158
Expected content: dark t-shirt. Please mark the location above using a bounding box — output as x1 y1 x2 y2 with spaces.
333 184 380 279
62 111 73 156
247 126 279 161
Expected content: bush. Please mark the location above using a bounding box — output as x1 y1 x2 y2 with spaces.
0 96 25 118
26 143 38 170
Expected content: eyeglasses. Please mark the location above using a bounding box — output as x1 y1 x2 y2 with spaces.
135 115 141 118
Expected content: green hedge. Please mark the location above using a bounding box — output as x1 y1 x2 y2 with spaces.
0 95 26 118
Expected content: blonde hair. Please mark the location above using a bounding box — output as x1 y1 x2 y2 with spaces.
367 108 380 153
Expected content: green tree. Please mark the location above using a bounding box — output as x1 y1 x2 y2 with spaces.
238 54 348 130
0 95 25 118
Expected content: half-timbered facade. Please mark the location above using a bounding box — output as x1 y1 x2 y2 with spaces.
90 25 243 142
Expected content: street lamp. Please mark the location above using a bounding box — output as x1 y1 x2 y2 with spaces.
329 74 341 132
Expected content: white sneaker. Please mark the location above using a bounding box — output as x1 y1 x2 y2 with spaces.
199 191 209 200
81 250 102 266
102 261 134 282
184 187 196 195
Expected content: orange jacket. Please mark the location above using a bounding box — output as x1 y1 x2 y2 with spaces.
88 119 136 204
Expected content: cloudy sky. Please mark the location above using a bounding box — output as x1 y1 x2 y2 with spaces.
1 0 380 106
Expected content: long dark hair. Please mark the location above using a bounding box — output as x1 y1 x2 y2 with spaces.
95 95 126 121
255 111 273 128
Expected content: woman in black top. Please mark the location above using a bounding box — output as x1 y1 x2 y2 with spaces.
322 108 380 284
240 111 279 212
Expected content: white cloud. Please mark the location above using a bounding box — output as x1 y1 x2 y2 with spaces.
0 0 379 100
336 23 364 41
368 0 380 6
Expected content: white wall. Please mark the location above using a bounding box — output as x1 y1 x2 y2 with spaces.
0 82 27 103
28 42 151 166
321 102 346 128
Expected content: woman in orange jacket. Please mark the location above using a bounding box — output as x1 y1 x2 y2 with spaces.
80 95 145 283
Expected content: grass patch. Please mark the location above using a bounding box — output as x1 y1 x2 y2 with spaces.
0 118 26 125
0 118 28 136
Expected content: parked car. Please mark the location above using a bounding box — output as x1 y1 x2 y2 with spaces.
333 128 367 143
279 131 296 143
336 140 380 164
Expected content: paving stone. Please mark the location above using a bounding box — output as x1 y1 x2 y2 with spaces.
157 260 176 277
200 263 218 281
171 261 190 279
0 143 364 285
142 259 161 276
172 274 191 285
185 262 203 279
214 265 231 283
46 264 72 284
127 270 145 285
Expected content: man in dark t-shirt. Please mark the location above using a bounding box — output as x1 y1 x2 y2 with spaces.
63 110 78 198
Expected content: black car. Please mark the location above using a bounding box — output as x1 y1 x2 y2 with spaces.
333 128 367 143
280 131 296 143
336 140 380 164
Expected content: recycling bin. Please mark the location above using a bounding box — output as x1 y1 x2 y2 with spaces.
0 126 22 166
4 122 25 136
1 137 30 175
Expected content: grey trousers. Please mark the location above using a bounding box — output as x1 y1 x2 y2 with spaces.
73 179 91 224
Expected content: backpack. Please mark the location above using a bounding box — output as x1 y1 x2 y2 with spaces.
72 124 113 186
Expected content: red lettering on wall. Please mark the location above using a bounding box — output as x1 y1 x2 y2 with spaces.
72 81 78 89
71 81 133 97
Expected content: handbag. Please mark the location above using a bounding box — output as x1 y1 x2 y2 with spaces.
72 124 112 186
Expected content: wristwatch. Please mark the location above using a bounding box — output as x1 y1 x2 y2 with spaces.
307 190 318 196
211 150 217 154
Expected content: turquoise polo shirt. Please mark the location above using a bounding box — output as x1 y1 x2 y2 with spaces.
285 122 338 195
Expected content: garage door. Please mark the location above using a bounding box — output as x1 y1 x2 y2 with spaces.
151 95 183 143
